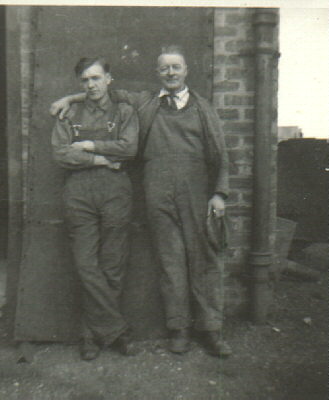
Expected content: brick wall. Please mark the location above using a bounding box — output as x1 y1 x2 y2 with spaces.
213 8 279 313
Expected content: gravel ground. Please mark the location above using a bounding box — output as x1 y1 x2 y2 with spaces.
0 259 327 400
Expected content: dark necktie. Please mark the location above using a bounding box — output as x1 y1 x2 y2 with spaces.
167 94 178 110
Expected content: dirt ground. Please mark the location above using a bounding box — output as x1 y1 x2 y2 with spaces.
0 251 327 400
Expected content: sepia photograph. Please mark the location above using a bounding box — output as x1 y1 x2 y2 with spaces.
0 2 328 399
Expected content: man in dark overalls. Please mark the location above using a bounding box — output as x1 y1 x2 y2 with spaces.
51 57 139 360
50 46 231 357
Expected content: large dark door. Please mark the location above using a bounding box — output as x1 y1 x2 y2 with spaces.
0 6 7 259
14 6 213 341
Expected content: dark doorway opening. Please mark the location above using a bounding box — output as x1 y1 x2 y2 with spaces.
0 6 7 259
0 5 7 312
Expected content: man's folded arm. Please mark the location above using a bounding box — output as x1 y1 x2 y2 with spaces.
92 104 139 159
51 118 108 169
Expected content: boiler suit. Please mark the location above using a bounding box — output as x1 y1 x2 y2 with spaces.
112 89 229 332
51 97 138 343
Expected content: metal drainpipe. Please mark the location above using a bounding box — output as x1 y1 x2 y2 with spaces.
249 9 279 324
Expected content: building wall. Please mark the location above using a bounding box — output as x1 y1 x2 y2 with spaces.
213 8 279 312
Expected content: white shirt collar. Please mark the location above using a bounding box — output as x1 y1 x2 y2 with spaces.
158 86 190 109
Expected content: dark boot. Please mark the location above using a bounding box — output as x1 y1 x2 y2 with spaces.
113 331 139 356
204 331 232 358
80 338 100 361
169 328 190 354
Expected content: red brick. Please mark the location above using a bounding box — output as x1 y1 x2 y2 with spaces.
224 134 241 148
227 205 252 220
244 109 254 120
225 13 245 25
229 215 245 232
214 54 240 66
224 121 254 134
214 80 240 92
244 76 255 92
213 67 222 82
229 232 251 247
228 148 253 162
229 162 239 175
214 25 237 36
241 191 253 204
224 94 254 106
225 39 254 53
241 135 254 146
218 108 239 120
225 67 249 80
226 191 239 205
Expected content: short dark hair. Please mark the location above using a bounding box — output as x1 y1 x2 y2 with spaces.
74 57 110 76
159 45 186 62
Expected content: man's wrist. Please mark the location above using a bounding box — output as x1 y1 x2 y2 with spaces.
93 155 108 165
214 192 227 200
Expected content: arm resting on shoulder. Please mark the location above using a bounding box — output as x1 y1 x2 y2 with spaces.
49 93 86 120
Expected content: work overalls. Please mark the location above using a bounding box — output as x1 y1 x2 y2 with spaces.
64 103 131 343
143 96 225 332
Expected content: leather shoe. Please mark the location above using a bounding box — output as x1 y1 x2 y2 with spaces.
169 328 190 354
113 332 139 356
204 331 232 358
80 339 100 361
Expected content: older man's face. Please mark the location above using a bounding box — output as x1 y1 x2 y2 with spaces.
157 53 187 93
79 62 111 102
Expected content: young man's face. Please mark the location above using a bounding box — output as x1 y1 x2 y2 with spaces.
157 53 188 93
79 62 111 102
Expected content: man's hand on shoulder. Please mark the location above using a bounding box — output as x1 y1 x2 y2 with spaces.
49 97 72 120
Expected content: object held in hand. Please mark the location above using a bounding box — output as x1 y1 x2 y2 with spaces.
206 213 228 253
213 208 223 217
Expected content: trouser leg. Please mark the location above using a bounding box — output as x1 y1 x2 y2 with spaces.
147 206 191 330
144 161 225 332
97 183 132 342
64 175 130 343
177 169 225 331
144 169 191 330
